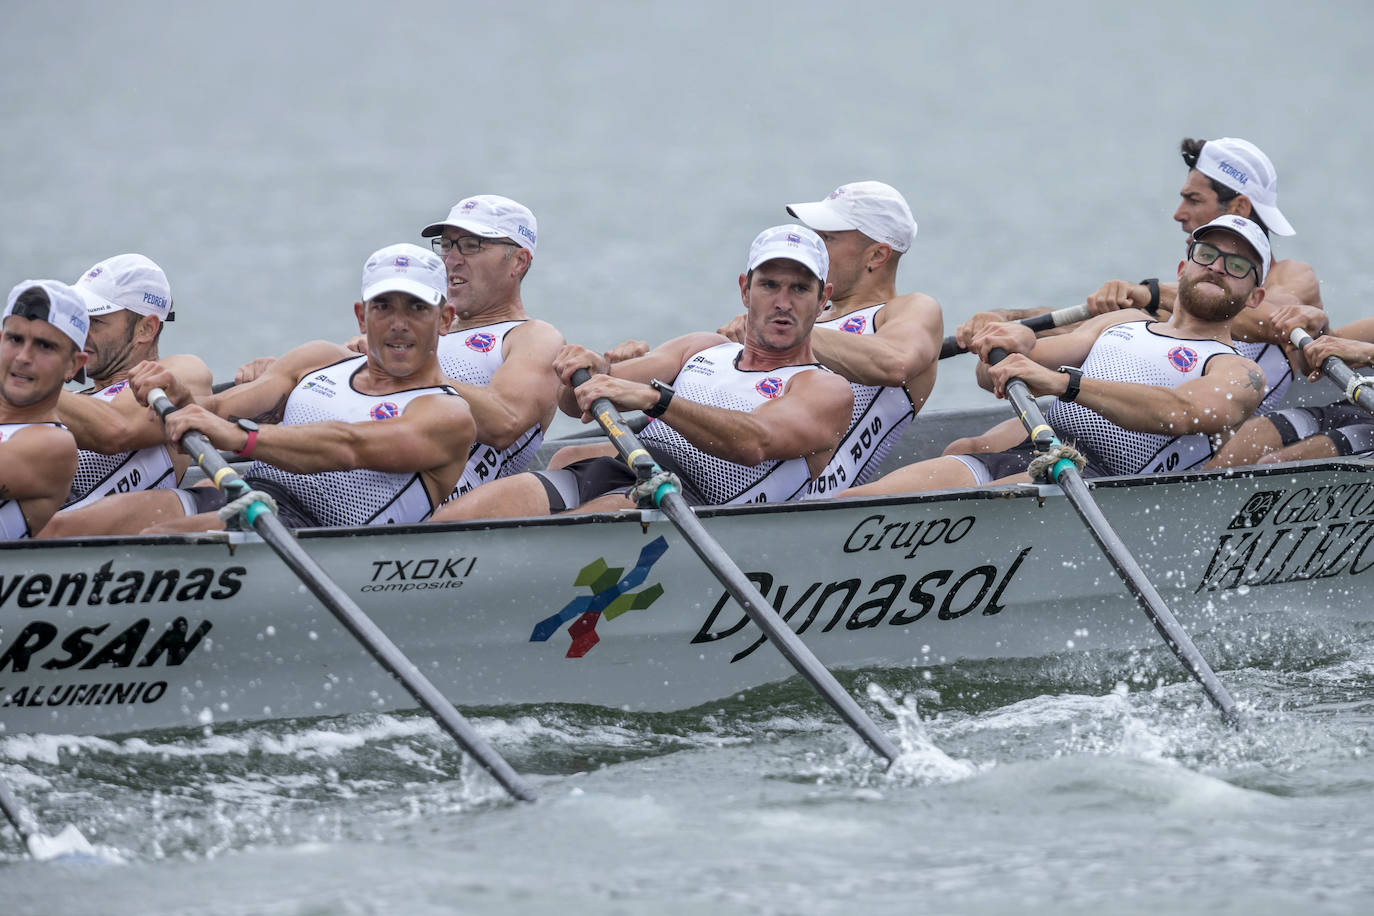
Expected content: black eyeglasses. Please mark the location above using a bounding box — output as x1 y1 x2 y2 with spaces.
1187 240 1259 283
431 236 520 257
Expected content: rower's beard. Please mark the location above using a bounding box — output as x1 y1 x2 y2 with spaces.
1177 273 1250 323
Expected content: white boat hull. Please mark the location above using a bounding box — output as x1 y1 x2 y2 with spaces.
3 454 1372 737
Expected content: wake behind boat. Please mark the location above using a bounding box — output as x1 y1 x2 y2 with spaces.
3 390 1371 738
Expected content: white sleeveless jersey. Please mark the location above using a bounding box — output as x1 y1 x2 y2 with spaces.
1235 340 1291 414
246 356 459 526
1045 320 1240 475
62 379 178 511
1 422 66 539
803 304 915 498
436 320 543 499
639 342 823 505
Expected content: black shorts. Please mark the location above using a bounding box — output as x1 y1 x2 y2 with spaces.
1268 402 1374 456
174 478 322 528
949 438 1110 484
532 446 707 512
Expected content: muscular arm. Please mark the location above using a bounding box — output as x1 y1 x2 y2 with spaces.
971 311 1143 391
988 352 1264 436
445 320 563 448
810 293 942 388
0 425 78 532
58 353 212 453
572 366 853 466
553 332 726 417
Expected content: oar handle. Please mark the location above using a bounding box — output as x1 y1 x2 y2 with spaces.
148 387 256 507
569 368 659 480
940 303 1092 359
1289 328 1374 416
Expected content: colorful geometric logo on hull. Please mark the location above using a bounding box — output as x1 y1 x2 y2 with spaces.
530 536 668 657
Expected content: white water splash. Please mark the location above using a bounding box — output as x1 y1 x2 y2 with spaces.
865 683 979 785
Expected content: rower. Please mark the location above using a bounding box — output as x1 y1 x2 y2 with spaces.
1209 312 1374 465
842 215 1269 495
232 195 565 503
947 136 1320 457
714 181 943 497
419 195 565 498
0 280 89 539
58 244 475 533
429 224 854 519
39 254 212 536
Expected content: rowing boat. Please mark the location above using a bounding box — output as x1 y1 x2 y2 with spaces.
3 391 1371 738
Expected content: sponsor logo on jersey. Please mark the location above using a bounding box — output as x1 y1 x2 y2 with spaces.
370 401 401 420
755 377 784 399
466 332 497 353
1167 346 1199 372
841 315 867 334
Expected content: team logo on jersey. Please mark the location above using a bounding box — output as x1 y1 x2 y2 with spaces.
755 377 784 399
370 402 401 420
104 379 130 396
465 332 497 352
841 315 867 334
1167 346 1200 372
393 255 410 268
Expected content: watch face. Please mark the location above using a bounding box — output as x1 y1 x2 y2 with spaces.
237 418 260 432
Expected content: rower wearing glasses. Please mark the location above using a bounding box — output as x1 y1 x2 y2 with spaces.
843 215 1269 495
0 281 88 538
418 195 565 501
949 136 1320 458
429 224 853 519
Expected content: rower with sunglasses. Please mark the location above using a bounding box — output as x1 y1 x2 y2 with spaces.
840 215 1270 495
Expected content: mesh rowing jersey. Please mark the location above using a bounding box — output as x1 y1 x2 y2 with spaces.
62 379 177 511
639 342 824 505
802 303 915 498
1045 320 1240 475
437 320 543 499
1235 340 1291 414
1 422 66 539
245 356 459 527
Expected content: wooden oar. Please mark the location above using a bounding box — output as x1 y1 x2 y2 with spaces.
569 369 901 764
986 350 1242 726
939 304 1092 359
147 388 537 802
1289 329 1374 415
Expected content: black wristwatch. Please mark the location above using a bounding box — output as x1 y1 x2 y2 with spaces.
1057 366 1083 402
645 379 675 418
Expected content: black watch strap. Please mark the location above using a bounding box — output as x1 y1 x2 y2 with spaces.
1057 366 1083 402
645 378 674 418
1139 277 1161 316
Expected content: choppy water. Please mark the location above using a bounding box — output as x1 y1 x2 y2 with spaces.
4 0 1374 912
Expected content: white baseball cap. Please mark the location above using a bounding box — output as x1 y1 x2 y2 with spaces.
5 279 90 351
1195 138 1295 237
361 244 448 306
745 224 829 282
420 194 538 253
1191 214 1271 284
786 180 917 252
74 253 174 321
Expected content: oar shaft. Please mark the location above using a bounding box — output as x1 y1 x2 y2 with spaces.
570 370 901 763
940 303 1092 359
148 389 537 802
1290 329 1374 416
987 352 1241 726
0 771 39 853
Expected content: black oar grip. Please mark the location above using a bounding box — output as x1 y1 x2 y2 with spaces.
569 368 656 478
